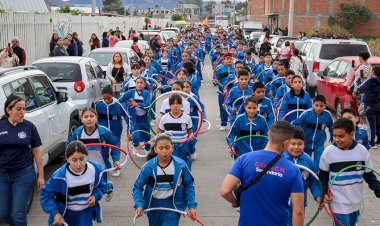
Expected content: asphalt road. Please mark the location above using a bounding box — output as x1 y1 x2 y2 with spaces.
28 57 380 226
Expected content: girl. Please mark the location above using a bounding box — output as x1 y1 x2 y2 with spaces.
145 49 162 72
119 77 152 156
157 50 174 94
41 141 107 226
50 32 59 56
175 51 190 72
66 107 120 201
133 134 197 226
157 94 194 169
182 61 201 97
89 33 101 50
159 81 190 115
278 75 312 122
177 68 200 97
121 63 142 92
289 49 304 77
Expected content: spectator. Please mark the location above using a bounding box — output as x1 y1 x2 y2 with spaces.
10 37 26 66
358 65 380 148
120 31 126 40
353 52 372 117
220 121 304 226
63 38 75 56
259 37 271 54
280 40 291 64
132 37 142 58
67 33 78 56
311 30 320 38
102 31 109 47
0 44 19 68
72 32 84 56
151 35 161 54
289 49 304 77
106 52 131 84
53 38 68 56
301 32 308 41
89 33 101 50
109 31 119 47
279 27 288 36
0 95 45 226
115 26 121 38
139 33 145 41
50 32 59 56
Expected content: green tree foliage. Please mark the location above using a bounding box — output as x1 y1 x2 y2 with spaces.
56 5 82 15
328 3 372 32
172 12 185 21
103 0 126 15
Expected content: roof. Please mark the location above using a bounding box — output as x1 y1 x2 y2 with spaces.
32 56 89 64
336 56 380 63
88 47 132 53
0 0 48 13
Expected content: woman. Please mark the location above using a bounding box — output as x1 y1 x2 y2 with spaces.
0 95 45 225
102 31 109 48
89 33 101 50
289 48 304 77
279 40 291 64
259 37 271 54
49 32 59 56
67 33 78 56
106 52 131 84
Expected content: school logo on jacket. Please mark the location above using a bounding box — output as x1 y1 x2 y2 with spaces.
321 124 326 130
18 131 26 139
112 115 118 120
302 170 309 180
356 162 363 170
181 123 187 131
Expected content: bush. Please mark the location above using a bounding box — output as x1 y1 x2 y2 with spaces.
367 38 380 57
307 25 350 39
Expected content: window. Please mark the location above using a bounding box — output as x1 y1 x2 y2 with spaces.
33 63 82 82
324 61 340 78
90 61 105 78
335 61 349 78
85 62 95 80
319 44 369 60
129 50 139 63
31 76 56 106
2 84 12 97
10 78 38 111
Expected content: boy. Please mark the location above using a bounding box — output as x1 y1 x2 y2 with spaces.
270 63 287 99
259 52 274 86
274 70 295 108
227 97 268 157
225 61 244 92
283 126 321 225
225 70 252 125
211 45 221 66
341 108 370 150
293 95 333 167
243 51 255 73
252 52 265 78
319 119 380 226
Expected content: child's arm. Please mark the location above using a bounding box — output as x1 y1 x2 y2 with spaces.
318 150 331 202
277 93 289 121
307 158 322 201
181 166 197 210
224 91 234 114
327 112 334 142
364 156 380 197
132 167 151 209
267 100 276 127
105 129 121 166
119 103 133 134
92 166 107 202
40 177 62 220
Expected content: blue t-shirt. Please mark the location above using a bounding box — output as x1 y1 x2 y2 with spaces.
229 150 304 226
0 119 42 173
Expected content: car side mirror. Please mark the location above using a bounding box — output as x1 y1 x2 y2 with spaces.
317 71 324 79
56 90 68 104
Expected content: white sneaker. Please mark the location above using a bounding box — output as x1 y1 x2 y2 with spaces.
150 120 155 127
219 126 226 131
190 152 197 160
105 181 113 202
132 145 138 155
112 170 121 177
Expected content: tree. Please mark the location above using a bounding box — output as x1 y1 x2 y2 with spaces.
56 5 82 15
103 0 126 15
328 3 372 33
172 13 185 21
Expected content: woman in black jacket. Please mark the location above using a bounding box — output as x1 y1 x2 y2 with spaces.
260 37 271 54
49 33 59 56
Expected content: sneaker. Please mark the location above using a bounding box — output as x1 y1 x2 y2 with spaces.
219 126 226 131
370 144 377 149
105 181 114 202
132 145 138 155
150 120 155 127
190 152 197 160
112 170 121 177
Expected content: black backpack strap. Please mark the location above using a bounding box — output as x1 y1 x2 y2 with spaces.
241 154 282 192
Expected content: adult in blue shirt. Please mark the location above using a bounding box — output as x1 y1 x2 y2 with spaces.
221 121 305 226
0 95 45 226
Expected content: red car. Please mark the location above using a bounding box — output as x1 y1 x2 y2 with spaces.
315 56 380 117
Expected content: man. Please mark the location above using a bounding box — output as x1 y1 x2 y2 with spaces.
72 32 84 56
220 121 305 226
63 38 75 56
11 37 26 65
53 38 68 57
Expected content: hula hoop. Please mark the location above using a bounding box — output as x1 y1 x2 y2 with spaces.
326 165 380 226
50 222 69 226
130 130 155 158
190 118 211 135
281 109 306 121
228 135 268 157
222 80 236 94
133 207 205 226
264 76 285 88
152 73 176 84
126 138 142 170
144 77 160 93
224 95 246 116
295 164 324 226
147 91 203 144
85 143 128 173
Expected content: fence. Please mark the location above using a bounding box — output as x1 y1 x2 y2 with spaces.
0 12 170 64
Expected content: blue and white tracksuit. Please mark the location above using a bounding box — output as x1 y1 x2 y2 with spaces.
40 162 107 226
119 89 151 150
210 52 221 67
150 60 162 74
237 50 246 61
216 65 236 126
141 67 158 120
205 33 212 53
169 45 181 65
133 156 197 226
274 83 292 108
355 125 370 150
95 98 132 141
270 75 286 98
238 96 276 128
227 112 269 156
293 109 333 167
225 86 252 125
278 89 312 122
187 93 206 156
243 58 255 73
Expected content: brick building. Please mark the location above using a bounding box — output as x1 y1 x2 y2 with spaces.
247 0 380 36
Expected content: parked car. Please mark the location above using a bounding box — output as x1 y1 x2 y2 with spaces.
32 57 111 110
162 27 180 34
315 56 380 117
299 38 371 96
114 40 150 53
255 34 278 54
159 30 177 44
86 47 139 72
274 40 305 59
139 30 161 42
270 36 299 58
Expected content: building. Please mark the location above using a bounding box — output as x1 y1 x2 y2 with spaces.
212 3 234 16
176 4 200 21
0 0 49 13
248 0 380 36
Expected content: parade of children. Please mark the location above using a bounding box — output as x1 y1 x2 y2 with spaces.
12 24 380 226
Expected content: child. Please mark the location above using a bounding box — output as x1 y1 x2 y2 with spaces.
278 75 312 122
270 63 287 99
251 53 265 81
210 45 221 66
227 97 269 157
319 118 380 226
283 126 321 225
182 61 201 97
176 68 199 96
119 77 152 156
293 95 333 168
243 51 255 73
341 108 370 150
96 87 132 176
175 51 190 72
66 107 120 201
273 70 295 108
257 52 274 86
250 82 276 128
133 134 197 226
157 94 194 168
121 63 142 92
41 141 107 226
160 81 190 115
225 69 252 125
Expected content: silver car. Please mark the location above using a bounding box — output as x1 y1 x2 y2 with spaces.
114 40 150 53
32 57 111 110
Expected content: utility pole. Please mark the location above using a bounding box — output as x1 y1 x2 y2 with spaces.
92 0 96 16
287 0 294 36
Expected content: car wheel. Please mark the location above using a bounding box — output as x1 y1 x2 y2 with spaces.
26 184 35 213
69 119 80 138
336 100 342 119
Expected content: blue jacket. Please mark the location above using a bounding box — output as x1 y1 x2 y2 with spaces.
270 75 286 98
252 63 263 76
215 64 235 92
187 92 206 119
225 86 252 115
274 83 292 107
205 33 212 46
187 74 201 97
95 98 132 138
157 58 173 73
150 60 162 74
293 108 333 150
169 46 181 65
237 50 246 61
238 96 276 128
355 126 370 150
278 89 312 122
101 37 109 47
119 89 151 126
283 152 321 206
243 58 255 73
210 52 221 66
66 125 120 169
40 162 107 225
227 112 269 156
132 156 197 211
358 77 380 111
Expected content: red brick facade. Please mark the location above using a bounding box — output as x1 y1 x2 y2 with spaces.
247 0 380 36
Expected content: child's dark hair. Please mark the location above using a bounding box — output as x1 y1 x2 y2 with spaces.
291 75 303 83
172 81 184 90
253 82 265 91
246 51 252 55
102 86 113 95
273 58 280 62
235 60 243 65
373 65 380 77
358 52 370 61
243 66 251 72
136 77 146 84
313 95 326 104
81 107 97 117
292 126 305 141
183 61 196 74
169 93 183 105
333 118 354 134
65 141 88 158
341 108 358 118
264 52 272 57
259 52 265 58
245 96 258 105
147 134 173 160
285 70 295 77
183 80 192 87
177 68 189 76
237 69 249 78
138 60 146 67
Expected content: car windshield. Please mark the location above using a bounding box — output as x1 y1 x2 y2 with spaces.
319 44 369 60
114 41 132 48
161 32 176 41
88 52 127 66
33 63 82 82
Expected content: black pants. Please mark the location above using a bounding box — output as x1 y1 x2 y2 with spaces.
366 109 380 145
